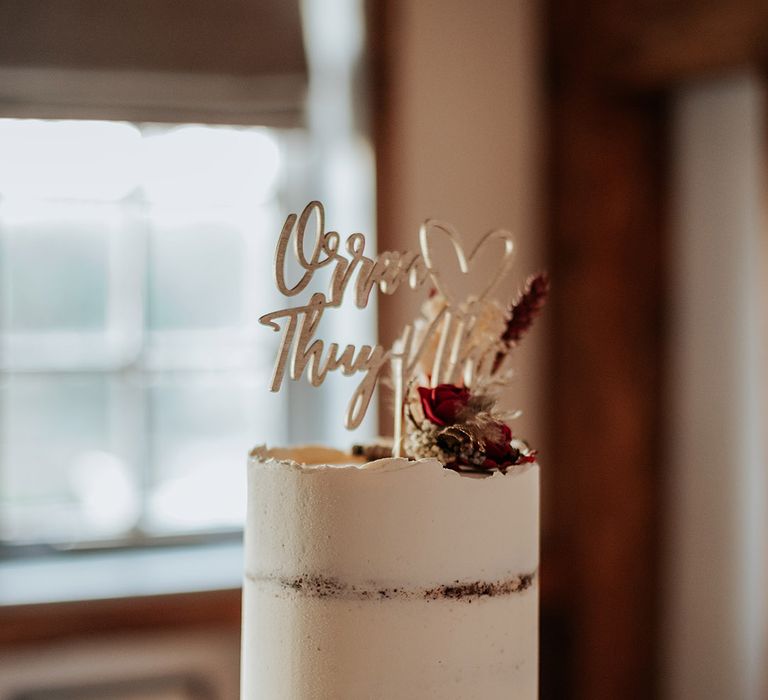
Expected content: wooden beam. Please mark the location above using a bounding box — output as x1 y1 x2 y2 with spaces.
544 2 670 698
0 589 241 648
580 1 768 88
544 85 667 699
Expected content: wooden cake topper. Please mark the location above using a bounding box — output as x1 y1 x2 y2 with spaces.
259 200 517 456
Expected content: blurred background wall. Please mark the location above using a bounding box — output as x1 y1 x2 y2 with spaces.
666 75 767 700
374 0 545 452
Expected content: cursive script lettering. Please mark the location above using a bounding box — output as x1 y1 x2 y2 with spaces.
260 201 516 448
274 201 429 308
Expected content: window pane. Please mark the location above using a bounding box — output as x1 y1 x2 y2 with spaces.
147 211 246 331
145 371 287 535
0 373 142 545
0 201 144 370
0 119 141 201
141 125 280 205
0 120 294 549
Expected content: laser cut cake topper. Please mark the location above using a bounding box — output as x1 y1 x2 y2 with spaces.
259 200 546 462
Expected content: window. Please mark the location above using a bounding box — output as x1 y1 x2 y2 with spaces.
0 0 376 569
0 119 300 549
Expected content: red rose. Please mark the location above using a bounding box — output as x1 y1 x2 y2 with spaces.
484 422 513 462
417 384 470 427
481 421 519 471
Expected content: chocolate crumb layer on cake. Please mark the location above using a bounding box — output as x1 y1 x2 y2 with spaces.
246 571 537 600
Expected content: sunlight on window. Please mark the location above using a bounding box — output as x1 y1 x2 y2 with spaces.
141 125 280 205
0 119 291 548
69 451 141 535
0 119 141 201
149 451 246 531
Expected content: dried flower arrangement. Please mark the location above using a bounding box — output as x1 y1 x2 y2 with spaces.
402 273 549 474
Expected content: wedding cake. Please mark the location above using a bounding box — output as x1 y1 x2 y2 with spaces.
242 448 538 699
242 202 547 699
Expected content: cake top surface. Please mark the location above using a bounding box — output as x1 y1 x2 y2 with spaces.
249 444 536 478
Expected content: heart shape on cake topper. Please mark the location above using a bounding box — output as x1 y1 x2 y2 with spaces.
418 220 515 306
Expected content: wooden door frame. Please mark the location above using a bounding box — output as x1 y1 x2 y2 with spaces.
544 2 768 698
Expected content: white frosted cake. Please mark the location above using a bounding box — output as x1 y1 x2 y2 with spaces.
241 445 539 699
246 202 549 699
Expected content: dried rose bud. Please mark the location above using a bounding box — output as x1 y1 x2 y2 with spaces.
417 384 471 427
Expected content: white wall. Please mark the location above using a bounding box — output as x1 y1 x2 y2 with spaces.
378 0 545 448
666 73 767 700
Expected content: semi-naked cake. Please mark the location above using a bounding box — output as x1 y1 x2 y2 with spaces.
244 202 548 699
242 446 538 699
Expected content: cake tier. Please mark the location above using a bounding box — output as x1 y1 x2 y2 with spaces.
241 446 539 700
